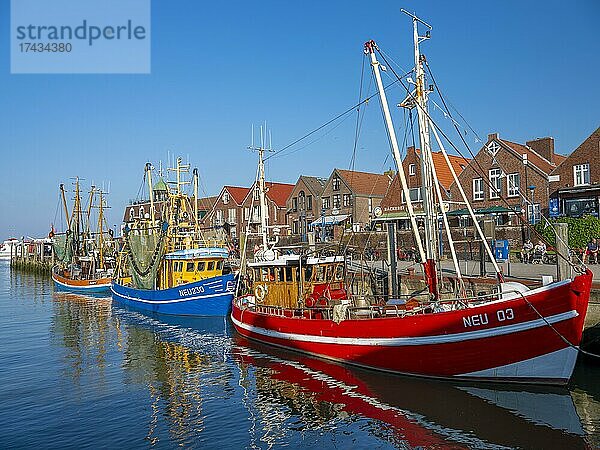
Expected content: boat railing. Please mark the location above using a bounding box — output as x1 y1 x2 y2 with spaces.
242 287 527 321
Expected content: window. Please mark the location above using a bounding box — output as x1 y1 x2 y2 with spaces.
292 197 298 212
217 260 223 270
228 208 236 223
473 178 484 201
307 195 312 210
343 194 352 207
401 188 422 203
333 176 340 191
253 188 259 200
332 194 341 208
252 205 260 221
322 197 330 209
273 206 277 222
507 173 520 197
186 262 195 272
573 163 590 186
244 207 250 220
528 204 541 224
215 209 224 225
368 198 373 214
139 206 145 218
207 261 215 271
129 208 134 220
198 261 206 271
222 191 230 204
173 261 182 272
293 220 299 234
489 169 502 199
409 164 416 176
487 141 501 156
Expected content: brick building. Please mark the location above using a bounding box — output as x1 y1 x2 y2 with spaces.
318 169 392 230
448 133 565 224
549 126 600 217
286 175 327 238
204 186 250 239
379 146 470 219
239 181 295 237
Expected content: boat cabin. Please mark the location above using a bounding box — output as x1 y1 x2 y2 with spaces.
161 247 231 288
245 254 347 309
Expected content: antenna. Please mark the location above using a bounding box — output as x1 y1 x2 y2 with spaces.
400 9 432 29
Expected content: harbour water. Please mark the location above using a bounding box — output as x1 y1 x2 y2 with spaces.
2 262 599 449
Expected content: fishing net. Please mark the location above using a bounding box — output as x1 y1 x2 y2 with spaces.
125 227 166 289
53 233 73 263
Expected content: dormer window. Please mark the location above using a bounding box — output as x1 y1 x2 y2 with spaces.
223 191 230 204
333 176 340 191
253 188 260 201
409 164 416 176
487 141 501 156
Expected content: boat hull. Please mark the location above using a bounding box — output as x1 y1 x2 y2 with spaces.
52 269 111 294
231 270 592 384
111 274 236 316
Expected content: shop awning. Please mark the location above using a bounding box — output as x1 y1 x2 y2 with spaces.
309 214 350 226
371 210 426 221
447 206 516 216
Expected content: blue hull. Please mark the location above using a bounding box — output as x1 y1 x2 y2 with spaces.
111 274 236 317
53 281 111 295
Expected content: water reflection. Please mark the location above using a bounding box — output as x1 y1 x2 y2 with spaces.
50 292 114 383
47 289 596 449
232 337 591 449
113 311 236 447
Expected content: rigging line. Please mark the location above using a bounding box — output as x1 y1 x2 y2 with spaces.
423 61 580 267
350 54 367 172
269 112 354 160
264 77 409 162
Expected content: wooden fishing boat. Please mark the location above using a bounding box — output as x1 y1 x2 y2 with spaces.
51 178 115 293
111 159 235 316
231 12 593 384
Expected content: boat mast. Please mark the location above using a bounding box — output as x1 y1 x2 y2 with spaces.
249 125 272 251
407 11 440 298
73 177 82 255
193 168 199 237
364 41 427 265
59 183 71 230
146 162 155 227
97 189 104 269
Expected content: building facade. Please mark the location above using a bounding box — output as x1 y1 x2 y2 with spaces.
204 186 250 239
448 133 565 224
549 126 600 217
240 181 295 237
318 168 392 230
286 175 327 238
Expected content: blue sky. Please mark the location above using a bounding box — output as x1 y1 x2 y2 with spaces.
0 0 598 237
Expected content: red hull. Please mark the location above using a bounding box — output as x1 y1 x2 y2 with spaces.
231 270 592 384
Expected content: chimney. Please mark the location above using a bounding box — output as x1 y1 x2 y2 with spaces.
526 137 555 163
488 132 499 141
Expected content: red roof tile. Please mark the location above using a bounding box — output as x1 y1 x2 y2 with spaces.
501 139 558 175
265 182 295 207
224 186 250 205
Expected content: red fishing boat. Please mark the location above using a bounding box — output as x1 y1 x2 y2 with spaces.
231 11 592 384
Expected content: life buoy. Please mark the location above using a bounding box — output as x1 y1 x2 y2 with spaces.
254 284 268 302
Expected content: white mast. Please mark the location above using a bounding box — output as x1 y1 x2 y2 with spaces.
364 41 427 264
249 124 273 251
146 162 155 227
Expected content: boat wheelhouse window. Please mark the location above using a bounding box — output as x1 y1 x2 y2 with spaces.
261 268 269 282
173 261 182 272
216 260 223 270
334 264 344 281
207 261 215 271
304 265 313 282
316 265 325 282
198 261 206 271
276 267 284 282
186 262 195 272
285 267 293 282
325 265 333 281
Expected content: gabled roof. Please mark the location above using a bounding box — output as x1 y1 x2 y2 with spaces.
336 169 391 196
550 126 600 176
265 182 295 207
500 139 559 175
411 148 470 190
224 186 250 205
299 175 327 197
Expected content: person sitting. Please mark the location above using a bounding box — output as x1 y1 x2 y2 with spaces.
534 240 547 255
521 239 534 264
585 238 598 264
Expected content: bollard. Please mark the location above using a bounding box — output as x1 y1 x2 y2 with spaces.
555 223 571 281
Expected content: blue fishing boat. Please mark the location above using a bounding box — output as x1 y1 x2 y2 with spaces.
111 159 236 316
